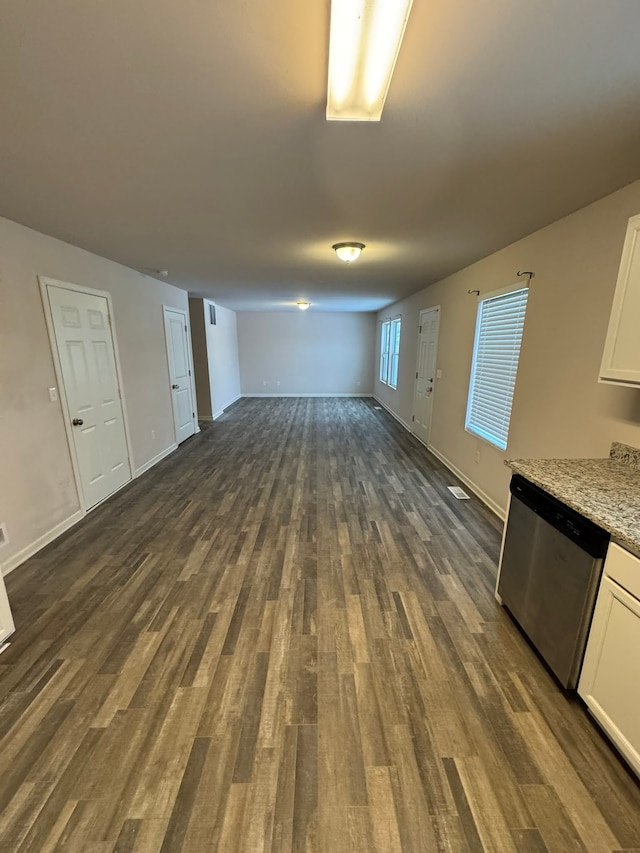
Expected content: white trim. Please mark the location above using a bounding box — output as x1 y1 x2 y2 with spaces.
494 490 512 601
1 510 84 577
134 443 178 477
213 393 243 419
2 432 185 577
373 394 504 518
373 395 413 432
425 444 506 520
242 393 371 398
163 305 199 443
38 276 135 508
476 281 529 302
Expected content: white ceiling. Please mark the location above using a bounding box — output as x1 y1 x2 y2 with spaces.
1 1 640 312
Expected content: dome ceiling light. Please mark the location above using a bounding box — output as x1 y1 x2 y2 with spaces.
333 242 365 263
297 301 311 310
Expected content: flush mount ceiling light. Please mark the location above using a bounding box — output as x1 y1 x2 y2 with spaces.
326 0 414 121
297 301 311 310
333 242 365 263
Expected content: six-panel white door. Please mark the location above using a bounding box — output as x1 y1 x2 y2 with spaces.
163 307 196 444
47 285 132 509
412 307 440 445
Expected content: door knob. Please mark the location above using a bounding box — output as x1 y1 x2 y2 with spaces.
72 418 84 426
172 384 180 390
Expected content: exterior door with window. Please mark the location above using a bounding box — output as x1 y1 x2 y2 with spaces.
47 283 132 509
164 307 196 444
412 307 439 445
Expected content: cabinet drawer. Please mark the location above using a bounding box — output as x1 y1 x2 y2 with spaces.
604 542 640 599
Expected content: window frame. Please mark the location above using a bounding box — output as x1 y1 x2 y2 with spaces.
379 316 402 388
379 319 391 384
388 316 401 389
465 283 529 451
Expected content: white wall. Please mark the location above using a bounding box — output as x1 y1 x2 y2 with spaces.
189 298 213 419
189 299 241 419
238 312 376 395
375 179 640 516
0 215 188 575
205 301 241 417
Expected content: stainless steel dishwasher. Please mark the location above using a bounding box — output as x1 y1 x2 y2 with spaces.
498 475 610 689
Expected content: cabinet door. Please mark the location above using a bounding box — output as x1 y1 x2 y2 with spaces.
0 571 15 648
600 213 640 386
578 573 640 777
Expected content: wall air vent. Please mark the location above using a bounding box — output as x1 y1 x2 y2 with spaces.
447 486 470 500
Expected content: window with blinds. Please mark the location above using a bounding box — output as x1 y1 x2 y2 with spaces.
465 285 529 450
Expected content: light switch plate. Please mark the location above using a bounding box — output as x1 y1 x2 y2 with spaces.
48 387 58 402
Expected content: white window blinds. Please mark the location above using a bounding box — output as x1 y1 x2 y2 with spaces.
465 286 528 451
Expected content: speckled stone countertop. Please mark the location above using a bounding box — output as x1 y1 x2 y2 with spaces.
506 442 640 557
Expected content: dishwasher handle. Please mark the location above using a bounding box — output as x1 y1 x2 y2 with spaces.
510 475 609 558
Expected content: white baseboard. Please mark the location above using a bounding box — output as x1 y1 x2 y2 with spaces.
134 443 178 477
1 510 85 577
242 393 371 398
2 442 181 578
372 396 504 520
426 444 506 520
372 396 413 432
213 393 242 419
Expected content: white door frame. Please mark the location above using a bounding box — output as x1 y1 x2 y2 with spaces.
39 276 135 512
162 305 199 442
412 306 440 447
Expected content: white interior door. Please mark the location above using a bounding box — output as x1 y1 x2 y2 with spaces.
47 284 132 509
164 307 196 444
412 307 440 445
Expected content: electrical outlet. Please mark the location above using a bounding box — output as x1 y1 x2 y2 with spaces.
48 387 58 402
357 380 361 386
263 380 267 387
475 450 481 464
0 523 8 548
436 369 442 379
276 380 280 386
151 429 156 440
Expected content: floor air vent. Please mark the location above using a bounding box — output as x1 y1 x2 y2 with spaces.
447 486 470 500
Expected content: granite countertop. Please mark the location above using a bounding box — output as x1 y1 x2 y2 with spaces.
506 442 640 557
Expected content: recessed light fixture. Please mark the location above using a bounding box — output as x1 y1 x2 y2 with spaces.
326 0 414 121
333 242 365 263
297 301 311 310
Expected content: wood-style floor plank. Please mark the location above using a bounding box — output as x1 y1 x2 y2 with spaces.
2 397 639 852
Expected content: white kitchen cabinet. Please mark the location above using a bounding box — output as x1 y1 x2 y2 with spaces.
600 213 640 386
579 543 640 777
0 572 14 649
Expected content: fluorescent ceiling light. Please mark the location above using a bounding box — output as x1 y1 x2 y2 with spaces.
327 0 414 121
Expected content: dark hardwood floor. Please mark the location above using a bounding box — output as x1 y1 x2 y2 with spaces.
1 397 639 852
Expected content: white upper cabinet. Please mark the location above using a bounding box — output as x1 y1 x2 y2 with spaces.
600 214 640 386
